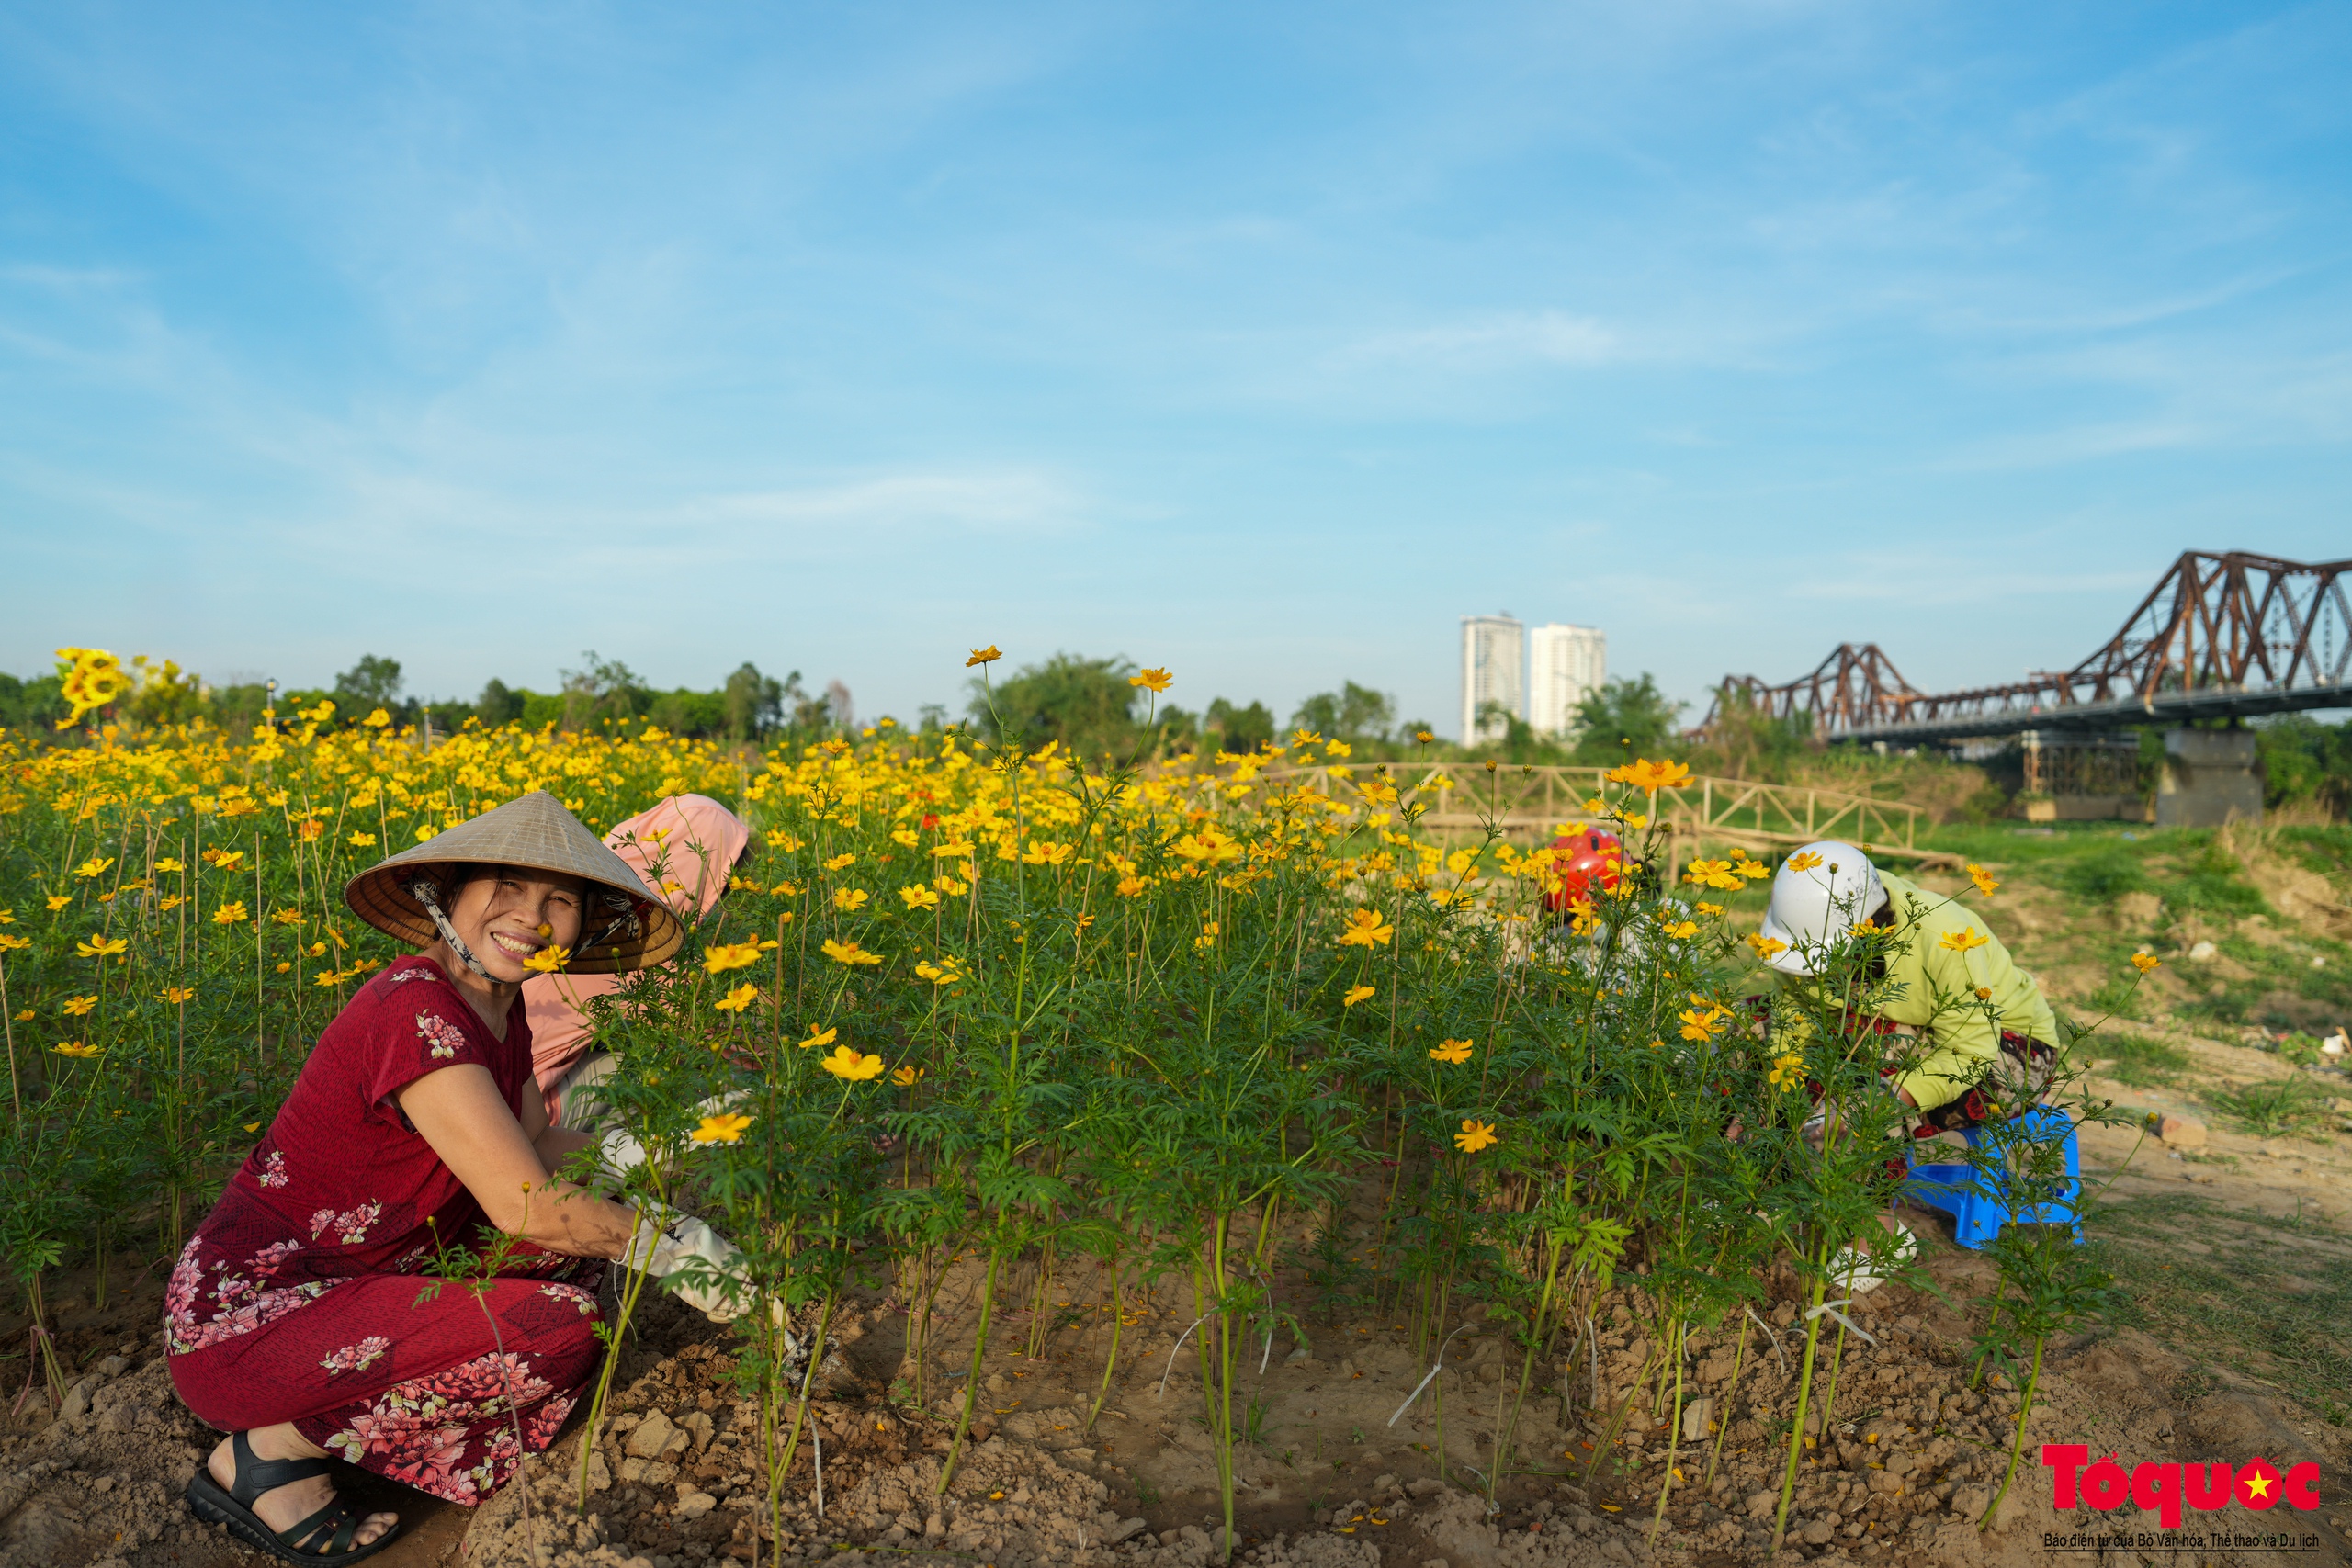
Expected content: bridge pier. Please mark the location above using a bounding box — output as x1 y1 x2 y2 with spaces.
2155 728 2263 828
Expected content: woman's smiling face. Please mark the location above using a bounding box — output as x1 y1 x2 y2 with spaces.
446 868 585 983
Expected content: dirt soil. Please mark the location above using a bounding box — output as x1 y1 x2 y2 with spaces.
10 1202 2346 1568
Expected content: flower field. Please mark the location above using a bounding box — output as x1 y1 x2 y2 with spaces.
0 653 2120 1555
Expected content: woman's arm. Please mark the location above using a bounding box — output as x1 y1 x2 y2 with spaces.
398 1064 636 1258
513 1069 600 1187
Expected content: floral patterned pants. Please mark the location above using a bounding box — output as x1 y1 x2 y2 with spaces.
170 1251 606 1506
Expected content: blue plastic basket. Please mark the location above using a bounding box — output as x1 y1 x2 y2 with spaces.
1904 1106 2083 1249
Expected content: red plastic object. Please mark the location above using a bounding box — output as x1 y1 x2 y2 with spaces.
1543 829 1623 914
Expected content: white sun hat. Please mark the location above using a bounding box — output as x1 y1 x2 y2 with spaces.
1756 840 1886 977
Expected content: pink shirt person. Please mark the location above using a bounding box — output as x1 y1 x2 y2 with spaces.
522 794 749 1122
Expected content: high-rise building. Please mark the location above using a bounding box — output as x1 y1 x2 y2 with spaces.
1460 614 1524 743
1527 623 1606 739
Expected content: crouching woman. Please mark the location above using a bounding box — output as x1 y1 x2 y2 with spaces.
165 791 724 1562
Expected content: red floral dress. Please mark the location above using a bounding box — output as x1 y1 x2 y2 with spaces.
165 956 606 1506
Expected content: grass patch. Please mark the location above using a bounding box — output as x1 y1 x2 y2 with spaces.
2094 1192 2352 1410
2207 1076 2335 1139
2082 1030 2190 1088
2061 845 2154 902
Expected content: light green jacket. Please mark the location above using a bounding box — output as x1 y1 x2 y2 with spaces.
1788 870 2057 1113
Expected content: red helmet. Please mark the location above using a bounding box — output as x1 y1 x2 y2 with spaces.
1543 829 1623 914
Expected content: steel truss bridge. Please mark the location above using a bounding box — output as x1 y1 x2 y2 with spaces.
1703 550 2352 744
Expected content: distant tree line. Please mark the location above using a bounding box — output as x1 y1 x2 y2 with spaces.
0 650 851 746
958 649 1692 769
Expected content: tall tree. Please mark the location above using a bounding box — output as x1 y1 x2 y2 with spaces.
1569 675 1686 766
334 655 404 710
969 653 1142 759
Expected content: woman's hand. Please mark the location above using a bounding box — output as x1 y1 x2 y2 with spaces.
397 1064 637 1259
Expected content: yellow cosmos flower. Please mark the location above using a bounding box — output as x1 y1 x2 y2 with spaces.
1454 1120 1498 1154
1114 875 1148 898
1658 919 1700 941
1966 863 1999 897
899 884 942 910
1604 758 1692 792
704 942 763 975
154 858 185 874
1342 984 1375 1008
62 995 97 1016
833 887 871 911
52 1042 104 1059
1678 1002 1728 1042
892 1064 924 1087
1695 902 1724 916
766 829 803 852
162 986 195 1004
1430 1038 1473 1065
822 938 882 966
691 1111 753 1145
1127 668 1172 693
822 852 856 872
210 903 249 927
1338 908 1395 948
1939 928 1988 953
46 896 72 912
913 959 963 986
74 857 115 879
1747 933 1789 960
2130 952 2162 974
78 934 131 957
965 645 1002 668
1785 851 1824 874
349 832 377 848
522 944 571 975
362 708 392 729
1735 859 1770 880
800 1024 839 1050
820 1043 886 1080
714 982 760 1012
0 934 29 953
1767 1052 1806 1091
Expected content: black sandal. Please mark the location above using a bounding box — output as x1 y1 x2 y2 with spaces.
185 1430 401 1562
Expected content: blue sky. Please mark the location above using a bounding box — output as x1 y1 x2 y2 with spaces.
5 3 2349 735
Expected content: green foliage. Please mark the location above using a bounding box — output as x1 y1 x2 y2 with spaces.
2209 1076 2333 1139
2059 846 2151 902
2164 835 2267 917
334 654 406 712
967 651 1144 759
0 672 69 733
2256 715 2352 816
1205 697 1275 754
1569 675 1685 766
2086 1031 2188 1088
1290 682 1395 743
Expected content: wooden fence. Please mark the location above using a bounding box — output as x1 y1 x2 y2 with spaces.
1239 763 1953 868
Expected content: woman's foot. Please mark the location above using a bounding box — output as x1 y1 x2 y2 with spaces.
208 1426 398 1549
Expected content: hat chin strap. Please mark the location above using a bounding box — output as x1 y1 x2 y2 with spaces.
404 874 493 981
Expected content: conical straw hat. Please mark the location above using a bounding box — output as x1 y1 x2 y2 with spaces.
345 790 684 974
